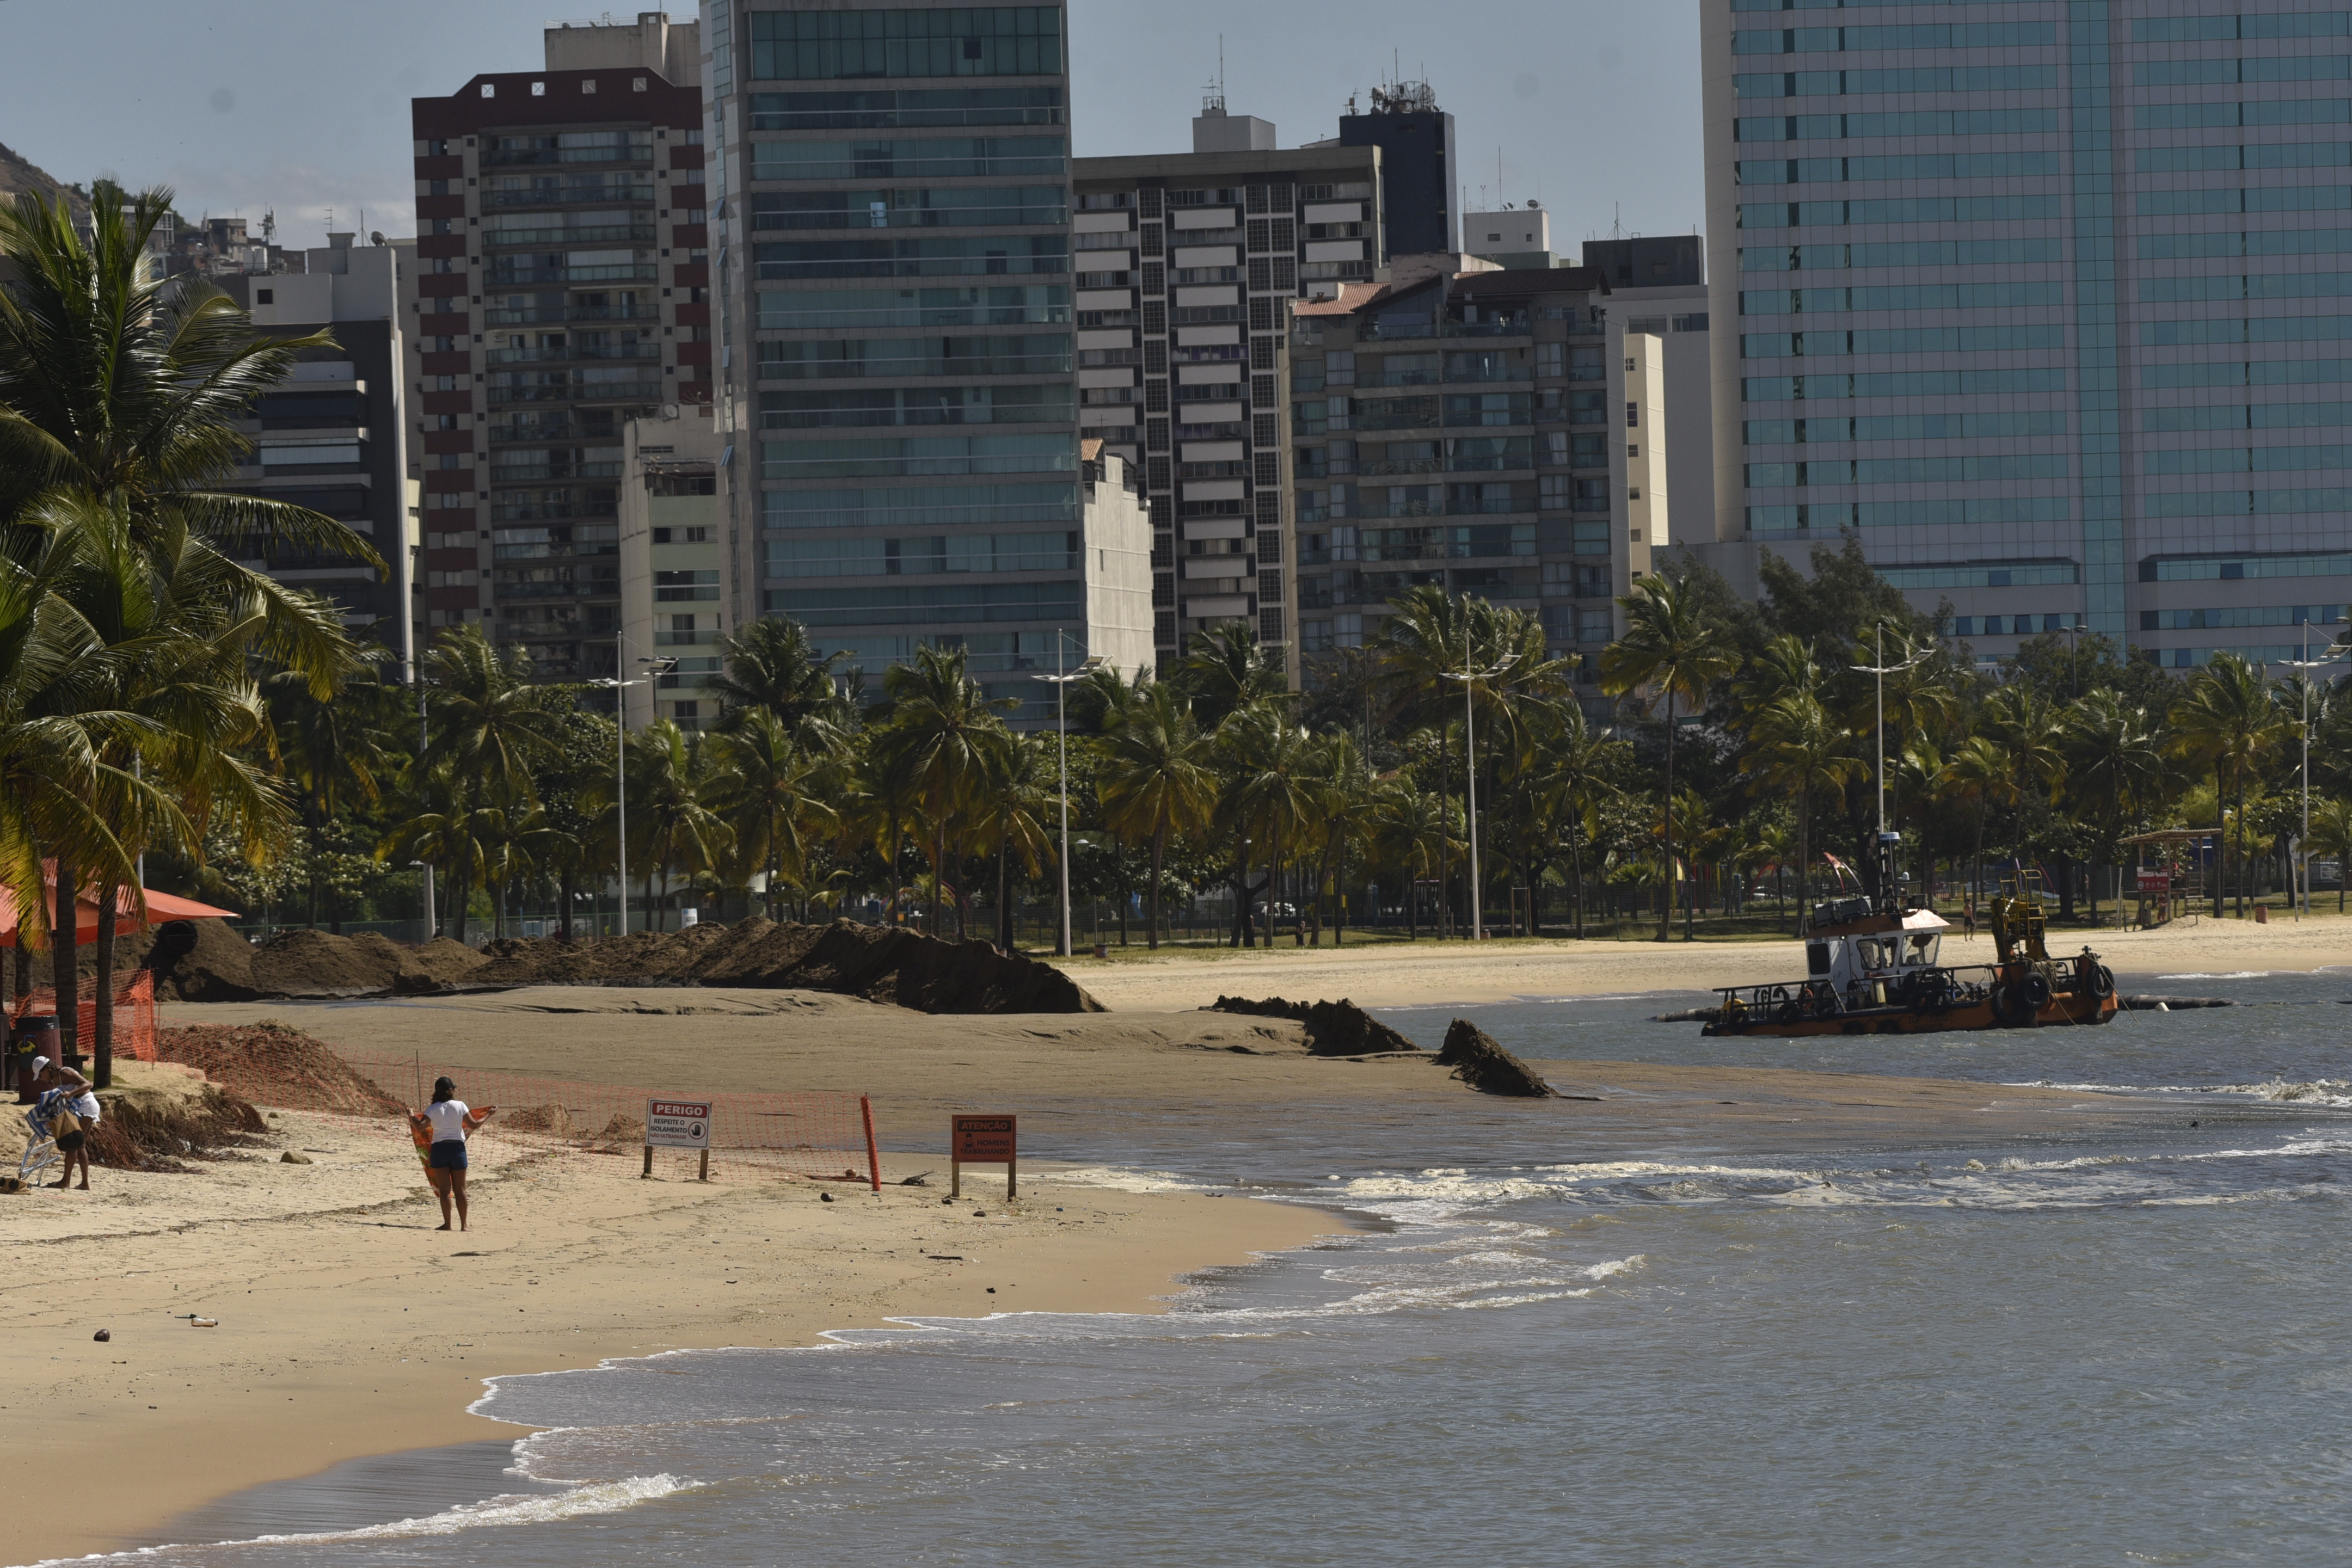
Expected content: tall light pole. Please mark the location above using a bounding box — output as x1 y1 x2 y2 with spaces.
1441 629 1518 941
1032 634 1107 957
1850 623 1926 907
2281 614 2348 919
592 654 676 936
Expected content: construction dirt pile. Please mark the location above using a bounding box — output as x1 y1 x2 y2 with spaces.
87 1069 269 1172
151 1021 408 1117
128 918 1099 1014
1434 1019 1558 1098
1208 995 1421 1056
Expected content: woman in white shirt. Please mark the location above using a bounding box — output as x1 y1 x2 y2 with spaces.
409 1076 495 1232
29 1057 99 1190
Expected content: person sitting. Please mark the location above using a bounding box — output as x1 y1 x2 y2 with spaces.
28 1057 99 1190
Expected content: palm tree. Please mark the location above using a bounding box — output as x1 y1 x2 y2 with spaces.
1177 620 1288 730
2063 690 2169 924
1371 585 1475 936
0 185 373 671
2310 797 2352 913
1098 680 1215 949
262 641 399 930
1600 573 1741 939
706 616 851 743
1730 632 1820 721
868 645 1014 938
378 770 503 944
971 730 1055 950
1521 701 1625 939
1215 700 1318 945
2169 654 2293 916
1748 692 1867 932
613 718 733 930
1941 734 2018 914
708 709 837 923
1303 730 1376 943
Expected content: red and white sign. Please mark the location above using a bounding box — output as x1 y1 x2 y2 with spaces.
647 1098 712 1149
2136 871 2172 893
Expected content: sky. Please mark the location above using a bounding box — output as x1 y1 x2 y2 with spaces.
0 1 1704 257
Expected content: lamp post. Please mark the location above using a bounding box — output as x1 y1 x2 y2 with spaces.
1440 629 1518 942
1032 634 1108 957
592 654 677 937
1850 622 1926 909
2280 613 2349 919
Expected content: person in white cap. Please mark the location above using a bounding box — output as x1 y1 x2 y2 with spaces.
29 1057 99 1190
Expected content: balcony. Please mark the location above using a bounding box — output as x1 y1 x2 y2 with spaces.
487 263 659 286
484 184 656 209
490 463 625 482
488 383 664 405
484 146 652 168
487 343 658 365
482 223 656 248
655 629 722 647
1359 456 1442 477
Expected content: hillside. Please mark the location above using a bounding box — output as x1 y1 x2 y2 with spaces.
0 139 87 217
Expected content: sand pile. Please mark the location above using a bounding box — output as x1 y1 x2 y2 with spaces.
687 919 1101 1013
152 1022 408 1117
1207 995 1420 1056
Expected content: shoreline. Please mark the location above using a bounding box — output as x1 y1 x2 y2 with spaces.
5 1145 1336 1566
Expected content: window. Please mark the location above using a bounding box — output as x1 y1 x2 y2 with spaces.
582 79 597 94
255 288 274 304
531 81 546 96
481 83 496 98
652 527 673 544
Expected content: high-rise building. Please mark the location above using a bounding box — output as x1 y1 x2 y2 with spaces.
617 413 723 729
1338 81 1459 255
1072 130 1387 673
407 15 708 687
1584 237 1716 550
1464 202 1553 270
1286 264 1637 708
220 235 419 675
707 2 1145 718
1704 2 2352 667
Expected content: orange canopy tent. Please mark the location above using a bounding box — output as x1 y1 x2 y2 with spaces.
0 865 240 949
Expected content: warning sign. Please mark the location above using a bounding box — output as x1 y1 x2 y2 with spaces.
951 1114 1017 1198
646 1098 712 1149
954 1115 1016 1162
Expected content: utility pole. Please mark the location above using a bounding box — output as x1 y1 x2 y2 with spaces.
1034 636 1106 957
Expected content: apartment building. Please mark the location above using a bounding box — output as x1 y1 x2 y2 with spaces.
1585 236 1717 552
1070 120 1387 674
1287 264 1641 704
1705 1 2352 667
219 235 419 674
1336 80 1459 255
617 414 724 729
407 15 709 686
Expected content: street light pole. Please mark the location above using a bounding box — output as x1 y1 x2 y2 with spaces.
593 653 676 937
1033 636 1108 957
1441 631 1518 942
2281 614 2348 920
1850 624 1926 907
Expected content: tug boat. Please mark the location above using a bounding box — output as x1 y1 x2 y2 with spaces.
1703 838 2119 1037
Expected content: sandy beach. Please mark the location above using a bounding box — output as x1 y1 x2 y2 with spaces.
8 915 2327 1564
3 1097 1329 1566
1051 913 2352 1012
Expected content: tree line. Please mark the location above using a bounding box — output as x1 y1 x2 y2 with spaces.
11 185 2352 1089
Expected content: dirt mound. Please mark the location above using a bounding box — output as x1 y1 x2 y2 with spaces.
1434 1019 1556 1098
130 917 1098 1014
138 918 262 1003
151 1021 408 1116
689 919 1102 1012
502 1102 578 1136
1208 995 1419 1055
592 1113 644 1146
87 1082 268 1171
248 928 402 996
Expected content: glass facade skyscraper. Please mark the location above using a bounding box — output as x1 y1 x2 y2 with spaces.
708 2 1090 716
1704 2 2352 667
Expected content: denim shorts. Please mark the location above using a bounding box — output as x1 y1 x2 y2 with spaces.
427 1140 468 1171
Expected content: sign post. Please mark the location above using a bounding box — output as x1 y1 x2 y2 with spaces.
645 1097 713 1182
951 1114 1016 1199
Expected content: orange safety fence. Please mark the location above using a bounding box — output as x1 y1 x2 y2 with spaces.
163 1037 879 1190
7 970 158 1061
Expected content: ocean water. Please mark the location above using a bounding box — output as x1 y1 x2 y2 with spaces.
63 968 2352 1567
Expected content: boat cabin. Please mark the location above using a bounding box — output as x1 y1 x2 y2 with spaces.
1806 908 1950 1005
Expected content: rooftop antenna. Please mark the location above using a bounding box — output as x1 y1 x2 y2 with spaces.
261 209 275 245
1611 201 1624 241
